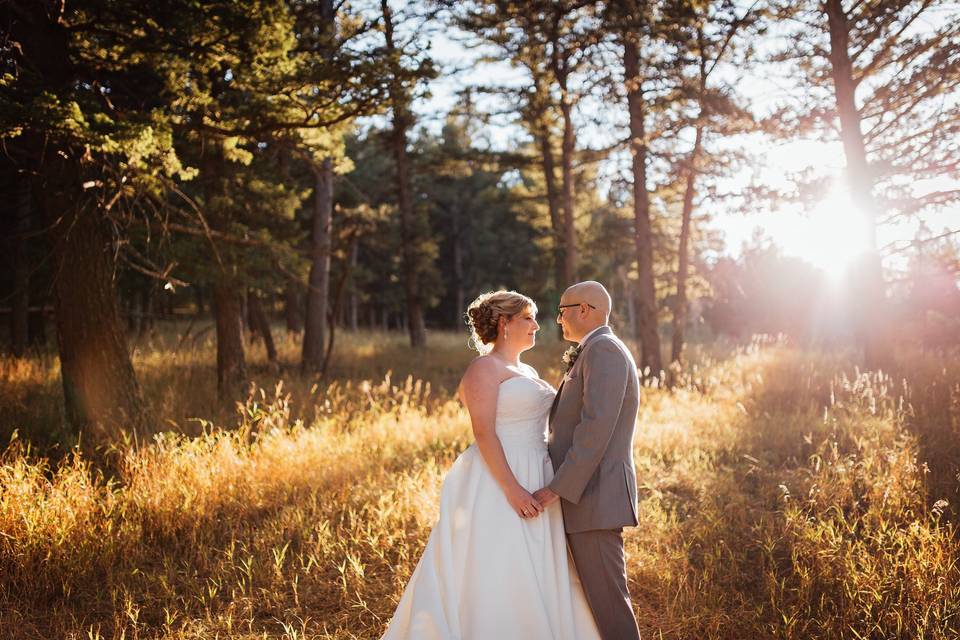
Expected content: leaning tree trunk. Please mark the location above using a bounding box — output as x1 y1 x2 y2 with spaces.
824 0 887 369
302 157 333 374
383 0 427 348
41 158 148 435
624 38 663 378
11 177 31 357
671 125 703 364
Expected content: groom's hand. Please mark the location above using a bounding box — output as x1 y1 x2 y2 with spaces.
533 488 559 507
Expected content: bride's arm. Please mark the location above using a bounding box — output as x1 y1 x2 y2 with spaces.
460 358 544 519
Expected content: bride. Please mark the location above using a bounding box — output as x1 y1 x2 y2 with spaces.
381 290 600 639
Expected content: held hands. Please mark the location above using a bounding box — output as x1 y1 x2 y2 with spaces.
507 486 544 519
532 487 560 508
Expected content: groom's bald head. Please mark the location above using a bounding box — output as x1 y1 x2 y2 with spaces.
562 281 612 316
557 281 612 343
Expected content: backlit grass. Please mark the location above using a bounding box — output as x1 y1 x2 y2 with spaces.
1 328 958 638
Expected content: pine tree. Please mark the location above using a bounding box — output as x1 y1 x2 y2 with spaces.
764 0 960 367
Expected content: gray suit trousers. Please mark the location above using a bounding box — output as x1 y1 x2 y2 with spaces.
567 529 641 640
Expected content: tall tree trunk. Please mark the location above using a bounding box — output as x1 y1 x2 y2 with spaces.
320 233 359 377
824 0 887 368
29 298 46 347
556 73 578 284
383 0 427 348
671 125 703 364
41 158 148 435
284 283 303 333
617 266 637 340
11 177 31 357
126 295 137 333
248 290 278 364
452 207 465 327
624 38 663 377
194 283 205 316
302 158 333 374
212 282 246 398
202 135 246 397
523 66 566 294
348 242 359 332
139 281 154 339
536 129 566 292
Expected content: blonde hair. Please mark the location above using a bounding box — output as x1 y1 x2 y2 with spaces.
464 290 537 353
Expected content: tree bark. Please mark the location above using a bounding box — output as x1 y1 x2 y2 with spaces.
41 157 149 435
284 283 303 333
321 232 360 377
11 177 31 357
194 284 205 316
383 0 427 348
248 290 278 364
824 0 887 368
202 135 247 398
552 62 578 284
532 117 566 292
624 38 662 377
452 205 465 327
212 282 246 398
139 281 154 339
348 241 359 331
671 125 703 364
301 157 333 374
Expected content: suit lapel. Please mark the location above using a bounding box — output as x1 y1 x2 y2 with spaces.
549 378 565 424
549 326 612 426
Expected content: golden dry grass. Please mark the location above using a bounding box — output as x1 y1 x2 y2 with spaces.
1 328 959 639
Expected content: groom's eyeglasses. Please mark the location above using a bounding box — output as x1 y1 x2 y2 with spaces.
557 302 597 316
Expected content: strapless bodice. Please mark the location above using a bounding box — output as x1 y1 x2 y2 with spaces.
495 376 557 451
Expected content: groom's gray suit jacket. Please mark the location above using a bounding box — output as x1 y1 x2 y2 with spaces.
547 325 640 534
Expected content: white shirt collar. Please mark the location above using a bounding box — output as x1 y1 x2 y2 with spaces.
578 325 606 347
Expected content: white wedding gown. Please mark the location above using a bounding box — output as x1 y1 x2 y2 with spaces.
382 373 601 639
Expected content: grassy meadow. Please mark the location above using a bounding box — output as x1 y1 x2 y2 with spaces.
1 327 959 639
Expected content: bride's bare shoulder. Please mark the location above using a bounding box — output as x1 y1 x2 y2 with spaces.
461 354 500 385
458 356 502 400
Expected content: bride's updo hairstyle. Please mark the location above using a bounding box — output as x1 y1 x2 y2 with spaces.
465 290 537 354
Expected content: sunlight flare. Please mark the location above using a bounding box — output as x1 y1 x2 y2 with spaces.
784 185 871 279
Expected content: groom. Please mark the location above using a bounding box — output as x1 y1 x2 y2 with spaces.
534 280 642 640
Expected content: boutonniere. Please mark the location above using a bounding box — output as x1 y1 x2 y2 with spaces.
562 345 582 372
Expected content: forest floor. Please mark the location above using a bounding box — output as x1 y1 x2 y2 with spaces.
1 328 959 639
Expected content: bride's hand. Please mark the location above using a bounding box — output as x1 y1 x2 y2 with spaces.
507 486 544 519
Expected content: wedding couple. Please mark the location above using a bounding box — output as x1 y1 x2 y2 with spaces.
382 281 642 640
